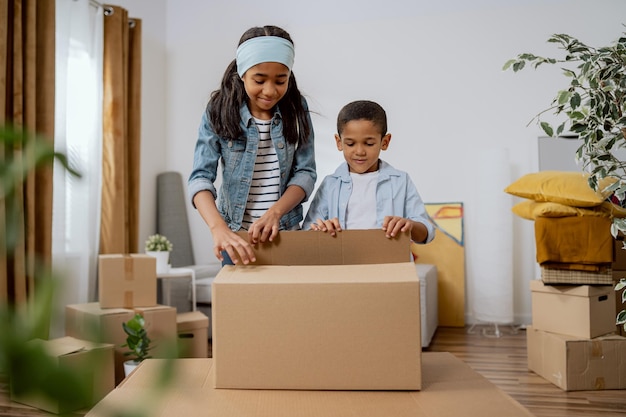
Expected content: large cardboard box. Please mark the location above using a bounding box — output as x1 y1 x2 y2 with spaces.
213 230 421 390
65 303 177 385
11 337 114 414
530 279 616 338
527 326 626 391
98 254 157 308
176 311 209 358
85 354 534 417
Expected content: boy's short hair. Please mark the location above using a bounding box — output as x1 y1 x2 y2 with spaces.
337 100 388 137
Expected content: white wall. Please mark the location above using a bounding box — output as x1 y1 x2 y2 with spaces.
123 0 626 325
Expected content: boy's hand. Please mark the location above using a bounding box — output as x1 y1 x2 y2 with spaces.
309 218 342 236
382 216 413 238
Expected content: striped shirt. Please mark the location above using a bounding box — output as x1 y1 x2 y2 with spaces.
241 119 281 230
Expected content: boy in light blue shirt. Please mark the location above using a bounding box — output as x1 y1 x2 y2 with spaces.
303 100 434 244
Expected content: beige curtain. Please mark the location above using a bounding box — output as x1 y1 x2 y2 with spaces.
0 0 56 307
100 5 141 254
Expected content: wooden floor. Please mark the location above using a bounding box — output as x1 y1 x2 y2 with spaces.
1 325 626 416
424 325 626 417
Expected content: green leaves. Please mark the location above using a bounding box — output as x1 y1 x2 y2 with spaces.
122 314 153 362
145 234 173 252
504 28 626 190
540 121 554 137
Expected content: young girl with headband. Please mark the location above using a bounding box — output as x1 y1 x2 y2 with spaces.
188 25 316 265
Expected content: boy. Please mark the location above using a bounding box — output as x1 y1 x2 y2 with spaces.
303 100 434 244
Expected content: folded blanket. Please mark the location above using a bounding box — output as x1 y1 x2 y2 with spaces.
540 261 612 272
535 216 613 265
541 264 613 285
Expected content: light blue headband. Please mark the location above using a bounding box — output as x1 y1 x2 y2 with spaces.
236 36 295 77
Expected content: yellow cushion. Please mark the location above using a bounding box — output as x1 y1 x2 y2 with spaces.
511 200 625 220
511 200 578 220
504 171 615 207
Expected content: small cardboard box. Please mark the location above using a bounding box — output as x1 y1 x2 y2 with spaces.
213 230 421 390
98 254 157 308
176 311 209 358
530 279 616 338
65 303 177 385
527 326 626 391
85 354 535 417
11 336 114 414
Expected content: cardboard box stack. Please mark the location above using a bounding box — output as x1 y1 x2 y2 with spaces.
503 171 626 390
527 221 626 391
213 230 422 390
65 254 209 386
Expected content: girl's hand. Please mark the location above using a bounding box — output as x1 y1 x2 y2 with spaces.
309 218 342 236
382 216 413 238
248 210 281 244
211 225 256 264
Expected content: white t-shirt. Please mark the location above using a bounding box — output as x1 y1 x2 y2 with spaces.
346 171 379 229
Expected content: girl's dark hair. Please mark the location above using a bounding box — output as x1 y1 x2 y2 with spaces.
207 25 311 145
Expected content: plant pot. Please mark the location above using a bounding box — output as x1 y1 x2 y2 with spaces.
146 250 170 274
123 359 141 377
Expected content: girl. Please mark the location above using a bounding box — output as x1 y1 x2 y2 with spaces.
188 25 316 265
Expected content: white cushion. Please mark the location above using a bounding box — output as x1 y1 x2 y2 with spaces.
196 277 215 304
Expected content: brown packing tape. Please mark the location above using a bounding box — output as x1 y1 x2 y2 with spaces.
123 256 134 307
591 340 603 358
124 256 134 281
124 291 133 308
594 377 606 389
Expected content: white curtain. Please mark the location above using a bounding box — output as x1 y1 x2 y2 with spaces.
471 148 514 325
51 0 104 337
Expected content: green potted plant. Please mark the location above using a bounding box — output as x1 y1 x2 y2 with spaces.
121 313 152 376
503 30 626 231
145 233 173 274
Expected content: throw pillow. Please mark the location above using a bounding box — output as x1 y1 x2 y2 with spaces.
504 171 616 207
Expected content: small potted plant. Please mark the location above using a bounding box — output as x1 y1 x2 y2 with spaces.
121 314 152 376
145 233 173 274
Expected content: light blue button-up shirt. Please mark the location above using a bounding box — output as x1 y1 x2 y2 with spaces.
188 100 316 231
303 160 434 243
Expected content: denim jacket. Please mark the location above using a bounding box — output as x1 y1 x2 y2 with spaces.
302 160 434 243
188 100 316 231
